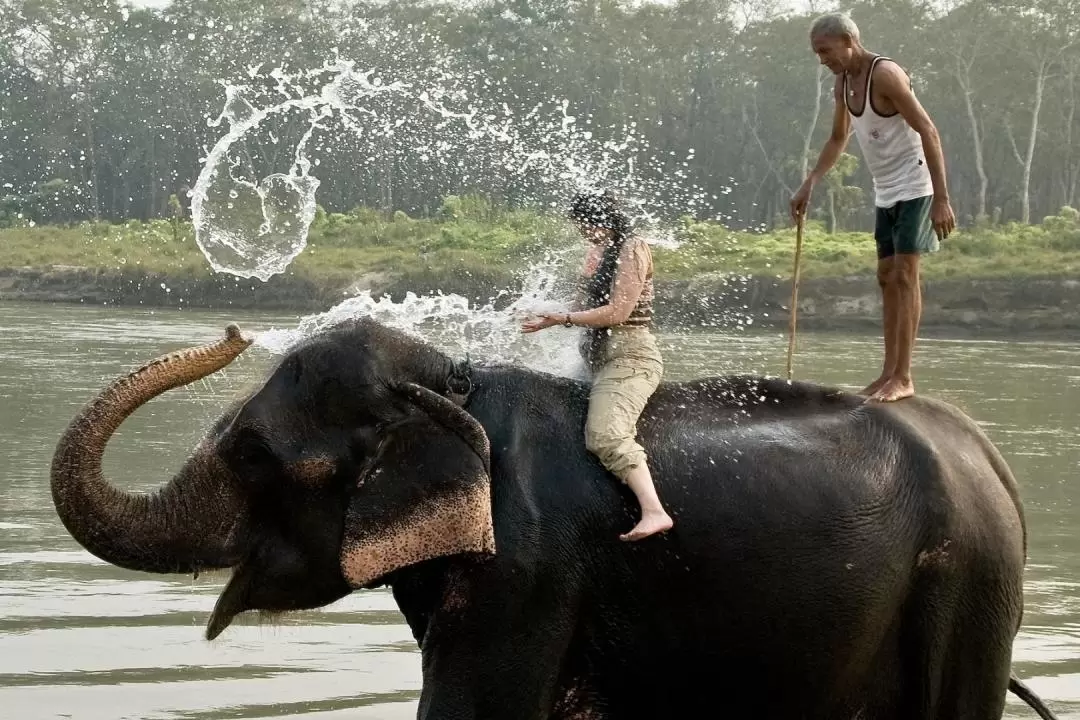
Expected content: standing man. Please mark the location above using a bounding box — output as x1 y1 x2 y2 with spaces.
790 12 956 402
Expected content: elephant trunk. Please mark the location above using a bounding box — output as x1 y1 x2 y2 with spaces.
50 324 252 574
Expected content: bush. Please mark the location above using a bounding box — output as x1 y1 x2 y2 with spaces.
0 200 1076 282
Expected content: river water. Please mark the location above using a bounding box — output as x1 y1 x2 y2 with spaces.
0 299 1077 719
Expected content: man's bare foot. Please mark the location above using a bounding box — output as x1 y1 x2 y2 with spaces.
620 510 674 542
868 376 915 403
859 374 890 396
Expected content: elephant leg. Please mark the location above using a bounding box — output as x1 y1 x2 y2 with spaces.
932 588 1021 719
415 574 579 720
416 624 576 720
900 568 1022 720
895 568 959 720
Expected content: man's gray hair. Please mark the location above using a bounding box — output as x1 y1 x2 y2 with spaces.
810 12 860 42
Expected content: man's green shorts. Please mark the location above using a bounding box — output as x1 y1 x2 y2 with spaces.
875 194 940 259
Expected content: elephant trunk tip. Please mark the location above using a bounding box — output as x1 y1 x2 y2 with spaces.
225 323 244 341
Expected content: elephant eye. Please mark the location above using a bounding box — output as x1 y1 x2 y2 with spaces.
232 431 277 471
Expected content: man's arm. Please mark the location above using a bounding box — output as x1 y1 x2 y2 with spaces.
791 77 850 220
875 62 956 237
875 63 948 201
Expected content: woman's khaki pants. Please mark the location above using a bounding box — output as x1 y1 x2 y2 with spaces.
584 327 663 481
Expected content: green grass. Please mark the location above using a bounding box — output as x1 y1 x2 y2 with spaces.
2 200 1079 284
659 210 1080 280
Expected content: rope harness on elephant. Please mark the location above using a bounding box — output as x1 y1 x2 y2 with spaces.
445 356 473 407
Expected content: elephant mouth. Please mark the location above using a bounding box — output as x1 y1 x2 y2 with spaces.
206 561 254 640
204 548 352 640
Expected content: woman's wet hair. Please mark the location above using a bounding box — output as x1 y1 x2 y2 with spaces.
568 190 630 233
573 190 634 370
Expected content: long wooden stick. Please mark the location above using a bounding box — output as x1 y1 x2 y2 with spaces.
786 214 805 380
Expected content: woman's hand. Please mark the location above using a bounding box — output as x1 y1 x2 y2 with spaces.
520 313 566 334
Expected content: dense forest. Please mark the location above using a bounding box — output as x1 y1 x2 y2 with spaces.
2 0 1077 233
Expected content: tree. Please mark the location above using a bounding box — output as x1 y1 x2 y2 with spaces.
996 1 1078 223
822 151 863 232
925 0 1001 222
0 0 1077 228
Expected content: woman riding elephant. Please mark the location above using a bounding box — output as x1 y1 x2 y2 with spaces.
522 190 673 541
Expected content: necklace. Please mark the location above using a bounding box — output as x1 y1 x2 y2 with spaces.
846 57 870 96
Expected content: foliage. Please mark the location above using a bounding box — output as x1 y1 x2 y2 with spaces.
821 153 863 233
0 179 86 227
2 0 1080 233
1 205 1076 284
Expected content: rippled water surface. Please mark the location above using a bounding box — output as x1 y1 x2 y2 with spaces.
1 300 1077 719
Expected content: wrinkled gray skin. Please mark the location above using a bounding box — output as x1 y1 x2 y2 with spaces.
50 319 1060 720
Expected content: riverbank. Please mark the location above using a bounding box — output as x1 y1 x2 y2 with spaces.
3 265 1077 339
2 204 1078 338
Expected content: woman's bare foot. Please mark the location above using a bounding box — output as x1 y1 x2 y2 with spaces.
868 376 915 403
620 509 674 542
619 464 673 541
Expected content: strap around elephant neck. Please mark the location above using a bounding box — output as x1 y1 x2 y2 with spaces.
445 355 473 406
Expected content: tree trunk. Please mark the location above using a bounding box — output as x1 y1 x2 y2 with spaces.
84 111 100 220
800 65 827 182
1063 63 1079 208
381 135 393 211
1007 57 1050 224
1022 67 1047 223
148 126 158 220
956 58 988 219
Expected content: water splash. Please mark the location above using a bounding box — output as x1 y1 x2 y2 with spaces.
190 55 721 282
256 247 590 379
190 63 407 281
196 51 750 372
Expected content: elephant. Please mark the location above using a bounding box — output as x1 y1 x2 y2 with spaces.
50 317 1060 720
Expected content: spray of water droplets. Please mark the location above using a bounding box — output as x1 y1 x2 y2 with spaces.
256 246 591 378
193 48 752 370
190 63 403 281
191 54 720 281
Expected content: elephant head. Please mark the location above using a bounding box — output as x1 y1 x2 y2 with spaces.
50 318 495 640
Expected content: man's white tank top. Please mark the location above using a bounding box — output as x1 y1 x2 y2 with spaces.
845 56 934 208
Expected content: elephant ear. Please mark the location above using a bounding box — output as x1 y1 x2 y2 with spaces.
340 381 495 589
